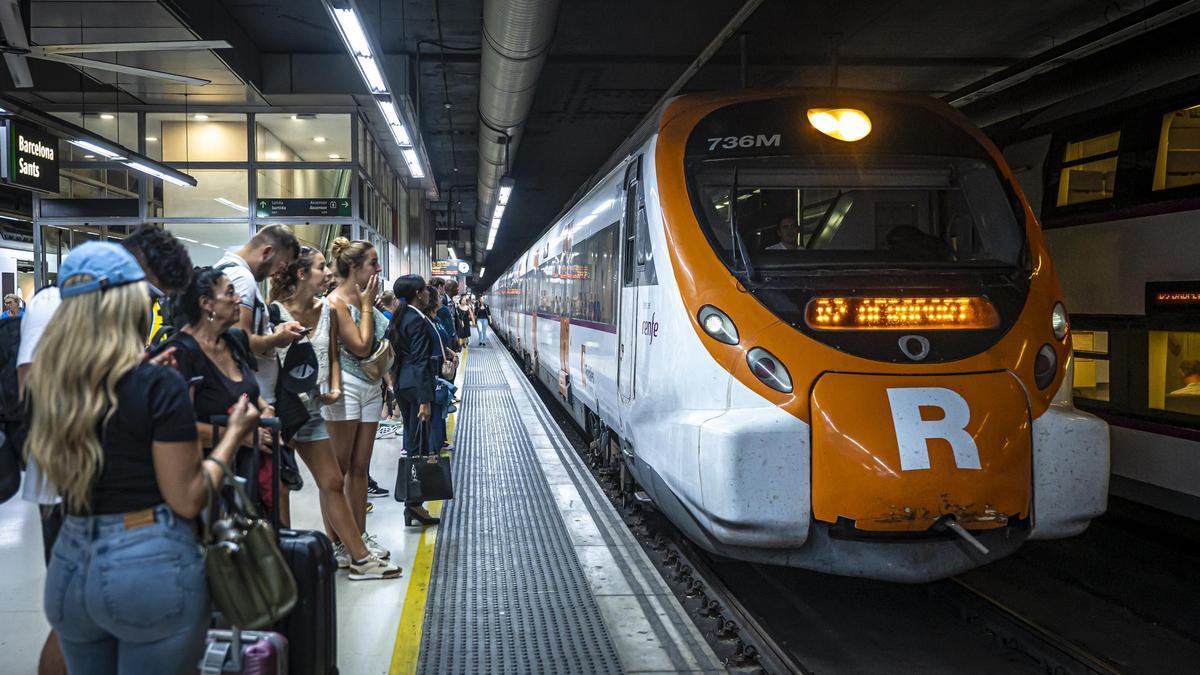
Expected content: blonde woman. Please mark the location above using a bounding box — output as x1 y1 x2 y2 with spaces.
324 237 392 562
26 242 259 674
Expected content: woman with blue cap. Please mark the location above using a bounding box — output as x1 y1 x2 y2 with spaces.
24 241 260 675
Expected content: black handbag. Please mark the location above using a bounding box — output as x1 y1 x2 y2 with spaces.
394 422 454 503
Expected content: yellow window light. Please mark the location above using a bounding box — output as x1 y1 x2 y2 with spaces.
807 108 872 142
805 297 999 330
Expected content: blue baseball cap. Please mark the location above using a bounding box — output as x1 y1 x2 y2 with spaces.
58 241 146 299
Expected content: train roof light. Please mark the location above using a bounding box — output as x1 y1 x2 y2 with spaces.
807 108 871 142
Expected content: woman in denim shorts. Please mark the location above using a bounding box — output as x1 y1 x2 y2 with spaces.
25 242 260 675
269 247 399 579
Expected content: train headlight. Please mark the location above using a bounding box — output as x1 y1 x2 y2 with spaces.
807 108 872 142
747 347 793 393
1051 302 1069 341
698 305 739 345
1035 343 1058 390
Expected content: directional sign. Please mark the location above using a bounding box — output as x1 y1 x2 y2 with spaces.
255 198 351 218
4 121 59 194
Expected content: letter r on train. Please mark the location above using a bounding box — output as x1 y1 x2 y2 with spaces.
886 387 982 471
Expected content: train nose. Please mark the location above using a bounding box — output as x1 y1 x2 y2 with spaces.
809 372 1032 532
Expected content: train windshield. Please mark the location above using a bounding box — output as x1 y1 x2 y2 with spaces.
689 155 1024 271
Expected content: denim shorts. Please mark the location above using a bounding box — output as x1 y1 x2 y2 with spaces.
45 504 208 675
293 392 330 443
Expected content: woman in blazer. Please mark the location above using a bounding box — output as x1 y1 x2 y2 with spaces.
387 275 438 526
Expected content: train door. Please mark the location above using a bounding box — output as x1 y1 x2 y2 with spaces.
618 156 644 403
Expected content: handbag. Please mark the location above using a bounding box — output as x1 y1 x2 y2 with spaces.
358 338 394 382
202 458 298 629
440 356 455 380
394 422 454 503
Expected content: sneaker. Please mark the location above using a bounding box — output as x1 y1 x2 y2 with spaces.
367 481 389 499
375 426 395 440
365 501 374 514
363 532 390 559
333 541 351 569
348 553 402 581
447 403 458 414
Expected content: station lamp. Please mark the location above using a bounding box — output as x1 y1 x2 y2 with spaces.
487 176 515 251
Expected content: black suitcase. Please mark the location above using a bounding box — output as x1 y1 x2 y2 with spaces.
277 529 339 675
215 415 338 675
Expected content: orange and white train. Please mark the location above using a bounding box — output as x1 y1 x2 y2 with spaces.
489 89 1110 582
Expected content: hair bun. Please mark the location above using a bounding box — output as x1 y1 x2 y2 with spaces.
329 236 351 261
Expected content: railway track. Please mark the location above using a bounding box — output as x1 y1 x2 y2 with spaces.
518 346 1167 674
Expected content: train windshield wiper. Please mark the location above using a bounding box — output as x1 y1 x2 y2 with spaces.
730 166 758 283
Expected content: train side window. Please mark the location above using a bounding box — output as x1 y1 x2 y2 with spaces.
1073 330 1111 402
1055 131 1121 206
623 158 641 287
1153 103 1200 191
1148 330 1200 416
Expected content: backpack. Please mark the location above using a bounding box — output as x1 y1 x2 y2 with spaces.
0 316 26 504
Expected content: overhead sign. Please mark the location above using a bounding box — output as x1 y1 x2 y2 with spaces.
4 120 59 194
1147 281 1200 316
255 198 351 218
433 259 471 277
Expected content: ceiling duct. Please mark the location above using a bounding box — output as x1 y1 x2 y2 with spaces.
474 0 561 257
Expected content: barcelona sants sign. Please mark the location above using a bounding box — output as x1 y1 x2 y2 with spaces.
4 120 59 194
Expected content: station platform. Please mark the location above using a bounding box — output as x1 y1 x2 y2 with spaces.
399 343 722 674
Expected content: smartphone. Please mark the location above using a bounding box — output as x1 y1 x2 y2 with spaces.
188 376 204 388
298 326 312 335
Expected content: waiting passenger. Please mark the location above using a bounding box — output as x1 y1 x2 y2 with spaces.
26 242 261 674
270 247 401 579
2 293 23 318
475 296 491 346
324 237 392 561
387 275 439 526
17 225 194 675
424 289 454 455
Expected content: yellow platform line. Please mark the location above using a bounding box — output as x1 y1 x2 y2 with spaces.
388 347 467 675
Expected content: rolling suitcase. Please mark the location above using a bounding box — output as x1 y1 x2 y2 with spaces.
277 529 339 675
201 628 288 675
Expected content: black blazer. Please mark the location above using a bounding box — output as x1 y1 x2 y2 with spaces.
391 306 434 404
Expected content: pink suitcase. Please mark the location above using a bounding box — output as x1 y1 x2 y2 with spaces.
201 628 288 675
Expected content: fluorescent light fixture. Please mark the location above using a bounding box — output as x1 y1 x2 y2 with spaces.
497 177 514 206
145 136 158 142
312 136 326 143
84 154 95 159
124 160 193 187
68 139 124 160
492 204 505 221
177 236 199 243
99 113 114 120
214 197 249 213
194 113 209 121
376 98 412 146
355 55 387 94
328 153 341 159
448 247 457 260
331 7 388 94
202 243 221 249
264 151 282 160
402 148 425 179
480 267 486 276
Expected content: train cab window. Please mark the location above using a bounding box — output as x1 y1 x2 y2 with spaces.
1073 330 1111 402
1055 131 1120 206
1153 104 1200 191
690 155 1022 271
1148 330 1200 416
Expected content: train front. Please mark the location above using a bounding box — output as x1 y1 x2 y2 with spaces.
655 91 1110 582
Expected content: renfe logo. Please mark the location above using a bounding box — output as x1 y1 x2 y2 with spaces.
641 312 659 344
886 387 982 471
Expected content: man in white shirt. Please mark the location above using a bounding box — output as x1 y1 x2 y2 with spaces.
215 224 306 401
765 215 803 250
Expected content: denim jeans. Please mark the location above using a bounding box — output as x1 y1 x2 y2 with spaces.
44 504 209 675
476 318 489 344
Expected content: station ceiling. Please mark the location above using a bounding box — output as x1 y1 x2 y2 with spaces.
2 0 1198 287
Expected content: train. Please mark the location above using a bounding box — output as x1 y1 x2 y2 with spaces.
486 89 1111 583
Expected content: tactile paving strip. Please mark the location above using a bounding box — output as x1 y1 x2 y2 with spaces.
418 349 623 674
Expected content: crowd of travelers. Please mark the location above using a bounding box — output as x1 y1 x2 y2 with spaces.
0 223 491 674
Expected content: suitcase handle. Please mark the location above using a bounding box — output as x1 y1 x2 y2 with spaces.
211 416 283 529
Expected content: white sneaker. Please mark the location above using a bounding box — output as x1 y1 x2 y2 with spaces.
333 541 350 569
347 553 402 581
375 426 395 439
363 532 390 560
